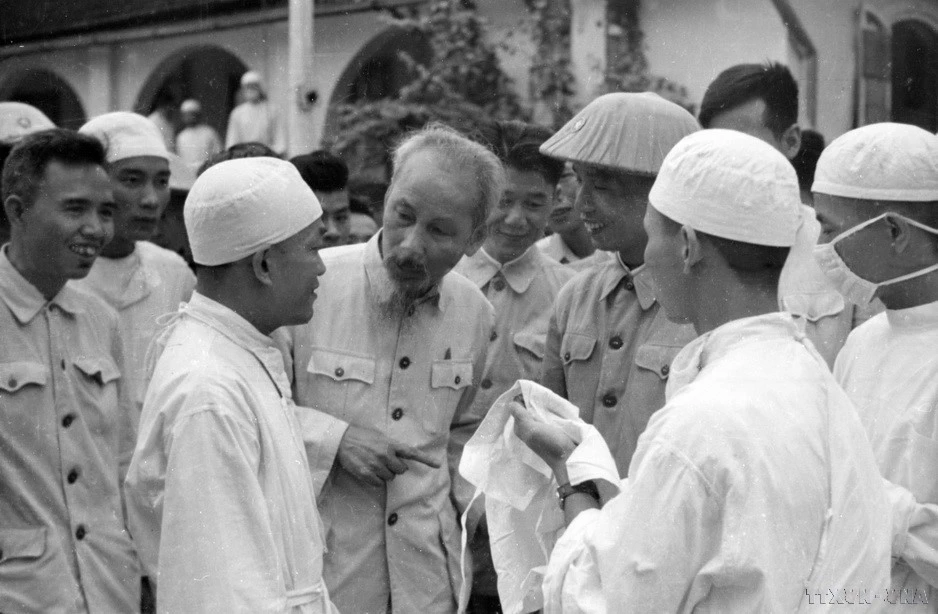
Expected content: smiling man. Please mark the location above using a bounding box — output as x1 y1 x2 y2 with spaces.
125 157 336 613
538 92 700 476
0 129 139 612
276 124 502 613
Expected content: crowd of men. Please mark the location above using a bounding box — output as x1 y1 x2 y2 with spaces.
0 60 936 614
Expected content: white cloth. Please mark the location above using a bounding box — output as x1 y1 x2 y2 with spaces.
813 123 938 202
180 99 201 114
536 234 582 265
835 301 938 611
71 241 195 428
649 129 802 247
0 101 54 143
125 292 337 614
185 157 322 266
539 93 699 174
458 380 620 614
176 124 222 170
81 111 169 163
226 100 286 153
542 313 891 612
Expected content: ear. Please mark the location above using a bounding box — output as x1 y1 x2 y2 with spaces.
3 195 27 227
884 214 914 254
251 248 274 286
681 226 704 274
780 124 802 161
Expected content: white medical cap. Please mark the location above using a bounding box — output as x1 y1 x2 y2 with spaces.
240 71 263 87
185 157 323 266
813 122 938 202
180 99 201 114
540 92 699 175
649 129 802 247
79 111 169 163
0 102 55 144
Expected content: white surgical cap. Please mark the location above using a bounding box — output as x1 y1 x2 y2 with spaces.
0 102 54 144
649 129 802 247
540 92 700 175
185 157 323 266
813 122 938 202
180 99 201 114
80 111 169 163
240 71 263 87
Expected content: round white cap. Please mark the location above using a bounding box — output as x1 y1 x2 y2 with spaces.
79 111 169 163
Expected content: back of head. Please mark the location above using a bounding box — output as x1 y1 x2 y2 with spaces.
792 129 825 192
650 129 801 271
290 150 349 193
198 142 279 176
699 62 798 140
478 120 564 185
79 111 169 164
3 128 107 207
185 157 322 267
392 123 506 230
540 92 700 176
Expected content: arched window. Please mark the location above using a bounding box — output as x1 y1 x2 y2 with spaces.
0 68 85 129
892 19 938 132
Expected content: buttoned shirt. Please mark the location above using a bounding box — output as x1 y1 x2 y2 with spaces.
176 124 223 169
536 234 581 265
835 301 938 612
226 100 286 153
73 241 195 431
125 292 335 613
0 247 138 613
276 234 494 614
540 255 696 475
544 314 891 612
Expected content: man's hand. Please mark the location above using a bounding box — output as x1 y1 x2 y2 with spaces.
337 425 441 487
509 400 578 480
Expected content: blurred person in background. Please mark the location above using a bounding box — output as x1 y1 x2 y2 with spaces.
291 150 352 248
535 162 595 265
226 71 286 156
0 101 55 245
348 211 379 244
176 99 222 171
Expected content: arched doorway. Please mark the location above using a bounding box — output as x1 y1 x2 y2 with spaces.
0 67 85 130
135 45 248 142
892 19 938 132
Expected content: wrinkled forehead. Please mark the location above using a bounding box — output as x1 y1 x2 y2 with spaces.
390 150 479 215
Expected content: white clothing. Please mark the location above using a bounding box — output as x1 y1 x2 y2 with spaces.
125 292 335 613
544 313 891 612
73 241 195 424
226 100 286 153
176 123 222 169
836 301 938 611
536 234 583 265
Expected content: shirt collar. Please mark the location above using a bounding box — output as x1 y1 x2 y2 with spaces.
460 245 542 294
363 231 444 312
598 254 657 310
0 246 85 324
885 299 938 329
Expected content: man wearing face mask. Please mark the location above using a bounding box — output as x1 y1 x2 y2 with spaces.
276 124 501 613
813 122 938 609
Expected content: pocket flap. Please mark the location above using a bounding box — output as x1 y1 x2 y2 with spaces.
781 292 845 323
0 527 46 561
307 347 376 384
431 360 473 390
512 331 546 360
560 333 596 365
73 356 121 385
635 344 681 381
0 362 48 392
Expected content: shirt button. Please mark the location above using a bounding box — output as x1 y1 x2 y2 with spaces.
625 280 635 291
480 379 492 390
67 468 80 484
334 367 345 378
661 364 670 376
62 414 75 428
492 279 506 292
608 336 623 350
454 375 461 385
60 359 66 370
7 377 16 389
602 394 617 408
387 513 398 526
563 352 571 362
490 330 498 342
75 525 86 540
392 408 404 420
399 357 410 369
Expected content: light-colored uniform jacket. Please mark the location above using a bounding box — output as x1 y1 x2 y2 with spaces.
277 235 494 614
125 293 335 613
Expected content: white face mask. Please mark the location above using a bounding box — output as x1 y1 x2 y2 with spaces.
813 212 938 306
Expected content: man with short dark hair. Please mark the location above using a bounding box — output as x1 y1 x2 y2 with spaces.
291 150 352 247
277 124 501 613
0 102 55 244
0 129 139 612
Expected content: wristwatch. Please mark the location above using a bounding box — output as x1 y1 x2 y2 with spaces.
556 480 599 510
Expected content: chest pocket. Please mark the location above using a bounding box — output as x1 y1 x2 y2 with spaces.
634 344 681 381
427 360 473 435
0 362 47 395
306 347 376 425
560 333 596 367
512 331 546 379
72 356 121 438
